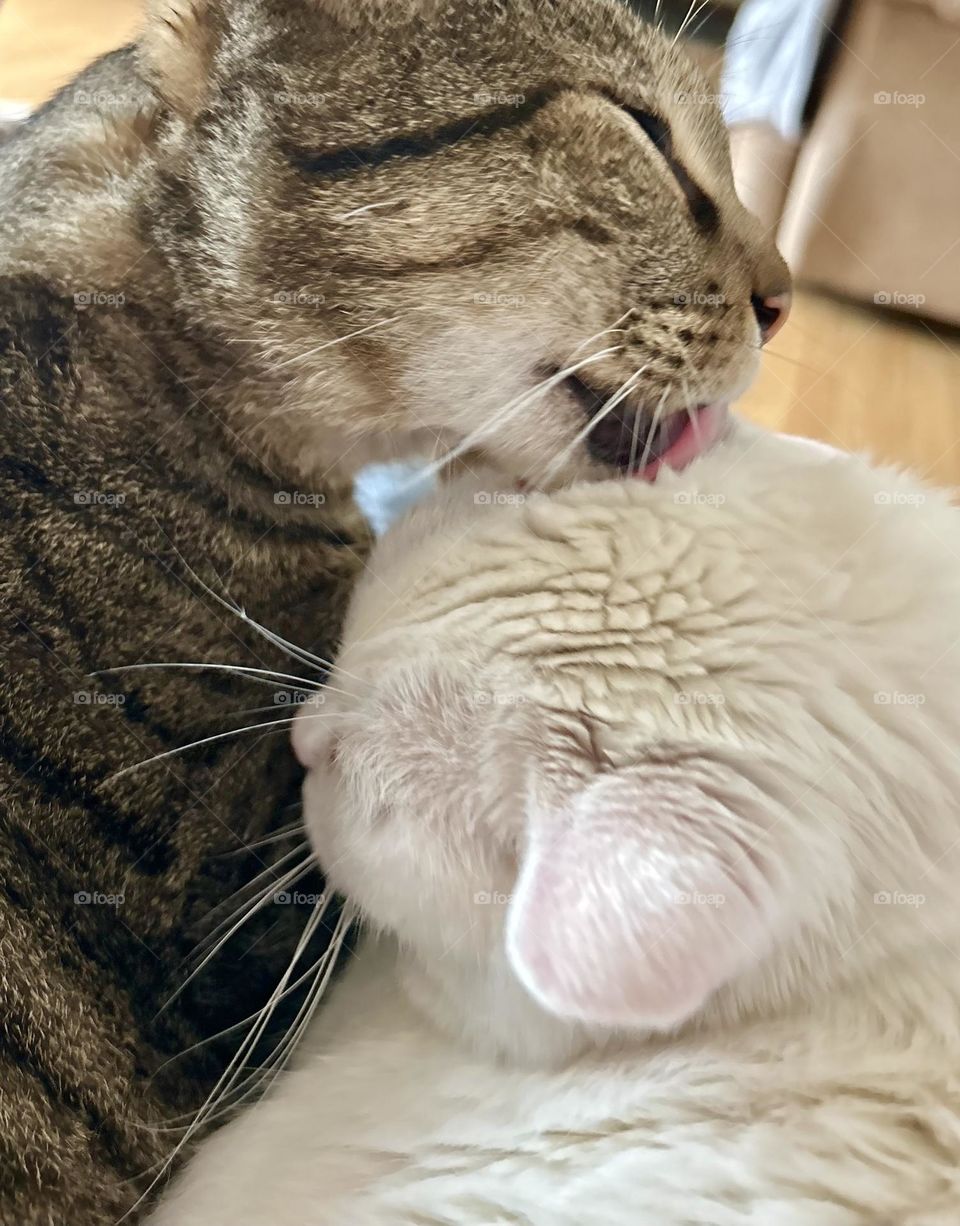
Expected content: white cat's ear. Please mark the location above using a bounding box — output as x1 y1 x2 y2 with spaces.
140 1 223 116
505 760 784 1030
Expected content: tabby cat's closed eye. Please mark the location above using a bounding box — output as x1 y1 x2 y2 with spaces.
623 105 720 235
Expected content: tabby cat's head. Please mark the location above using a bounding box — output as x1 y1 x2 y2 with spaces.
143 0 789 484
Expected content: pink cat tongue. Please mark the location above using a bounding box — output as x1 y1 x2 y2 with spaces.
637 403 728 482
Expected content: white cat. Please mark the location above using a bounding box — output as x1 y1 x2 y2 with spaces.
149 423 960 1225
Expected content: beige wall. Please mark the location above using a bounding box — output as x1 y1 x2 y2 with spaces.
0 0 142 106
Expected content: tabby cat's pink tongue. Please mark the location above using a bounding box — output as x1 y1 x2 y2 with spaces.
637 403 728 482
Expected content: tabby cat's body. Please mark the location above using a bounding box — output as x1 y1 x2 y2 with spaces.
0 268 362 1219
0 0 789 1219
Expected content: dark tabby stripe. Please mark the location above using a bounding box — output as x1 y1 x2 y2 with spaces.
291 83 563 177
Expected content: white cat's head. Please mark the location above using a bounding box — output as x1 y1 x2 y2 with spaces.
295 426 960 1060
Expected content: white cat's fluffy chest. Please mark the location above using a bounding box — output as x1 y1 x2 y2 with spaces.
149 939 960 1226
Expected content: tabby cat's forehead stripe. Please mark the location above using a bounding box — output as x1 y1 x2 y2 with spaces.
290 85 564 178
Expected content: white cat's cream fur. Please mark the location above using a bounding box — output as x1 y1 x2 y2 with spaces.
150 424 960 1224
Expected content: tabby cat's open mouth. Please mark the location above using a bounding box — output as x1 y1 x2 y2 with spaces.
563 373 727 479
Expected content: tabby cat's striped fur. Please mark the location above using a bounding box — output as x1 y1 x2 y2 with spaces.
0 0 788 1220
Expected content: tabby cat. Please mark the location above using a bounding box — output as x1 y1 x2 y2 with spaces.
0 0 788 1220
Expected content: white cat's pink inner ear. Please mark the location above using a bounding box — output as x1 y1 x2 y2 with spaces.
505 769 780 1030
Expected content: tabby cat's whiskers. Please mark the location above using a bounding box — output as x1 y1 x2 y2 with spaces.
147 522 363 682
409 345 624 489
538 365 649 485
264 316 404 373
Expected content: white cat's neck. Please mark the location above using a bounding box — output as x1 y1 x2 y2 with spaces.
398 947 599 1067
390 932 960 1073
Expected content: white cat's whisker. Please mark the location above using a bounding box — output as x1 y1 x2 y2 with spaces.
189 841 315 961
185 897 335 1128
123 896 335 1218
163 852 317 1011
219 821 304 857
196 907 353 1128
147 927 345 1095
109 717 301 782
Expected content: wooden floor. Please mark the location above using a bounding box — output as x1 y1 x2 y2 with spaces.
3 0 960 490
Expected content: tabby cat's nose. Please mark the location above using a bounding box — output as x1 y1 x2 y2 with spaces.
751 292 791 345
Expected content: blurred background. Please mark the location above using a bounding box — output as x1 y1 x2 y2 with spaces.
2 0 959 484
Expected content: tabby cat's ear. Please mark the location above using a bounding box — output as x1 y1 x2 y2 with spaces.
505 760 785 1030
140 0 223 117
